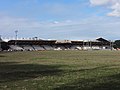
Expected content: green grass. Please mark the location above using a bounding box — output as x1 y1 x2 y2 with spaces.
0 50 120 90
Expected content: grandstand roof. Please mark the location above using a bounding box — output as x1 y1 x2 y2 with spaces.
96 38 110 43
8 39 56 45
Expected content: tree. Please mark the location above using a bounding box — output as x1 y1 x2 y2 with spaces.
113 40 120 49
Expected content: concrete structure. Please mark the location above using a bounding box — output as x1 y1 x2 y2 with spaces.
0 37 113 51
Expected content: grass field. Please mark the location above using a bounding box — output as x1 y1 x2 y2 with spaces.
0 50 120 90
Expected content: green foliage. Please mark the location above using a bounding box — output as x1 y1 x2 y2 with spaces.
114 40 120 49
0 51 120 90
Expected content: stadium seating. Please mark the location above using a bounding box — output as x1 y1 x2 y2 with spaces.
42 45 54 50
70 45 82 50
51 45 57 50
92 46 100 50
32 45 45 50
57 46 66 50
9 45 23 51
22 45 34 51
83 46 91 50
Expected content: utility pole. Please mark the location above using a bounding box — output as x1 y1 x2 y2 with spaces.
15 30 18 45
0 35 1 51
82 40 84 50
110 40 113 51
90 40 92 50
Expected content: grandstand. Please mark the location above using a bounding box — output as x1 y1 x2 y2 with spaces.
0 37 114 51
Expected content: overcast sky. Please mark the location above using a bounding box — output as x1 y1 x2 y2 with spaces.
1 0 120 40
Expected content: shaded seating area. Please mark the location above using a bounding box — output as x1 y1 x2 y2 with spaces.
21 45 34 51
32 45 45 50
9 45 23 51
42 45 54 50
